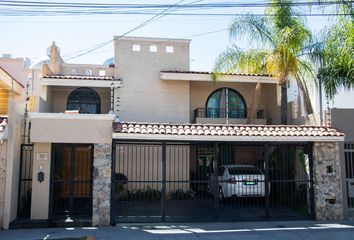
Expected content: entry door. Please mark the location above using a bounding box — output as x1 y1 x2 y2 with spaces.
51 144 93 218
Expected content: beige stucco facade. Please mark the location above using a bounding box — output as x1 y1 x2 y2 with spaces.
30 113 115 144
115 37 191 123
114 36 281 125
30 143 51 220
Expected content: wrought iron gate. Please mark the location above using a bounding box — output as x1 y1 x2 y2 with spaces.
17 144 34 218
112 141 314 222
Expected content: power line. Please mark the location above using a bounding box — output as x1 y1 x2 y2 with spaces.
64 0 186 61
0 0 349 8
0 0 352 16
1 10 351 17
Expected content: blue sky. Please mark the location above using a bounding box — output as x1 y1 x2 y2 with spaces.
0 0 336 71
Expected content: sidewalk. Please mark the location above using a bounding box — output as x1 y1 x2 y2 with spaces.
1 221 354 240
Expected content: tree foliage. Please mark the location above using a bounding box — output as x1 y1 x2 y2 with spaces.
214 0 315 124
312 0 354 98
319 20 354 98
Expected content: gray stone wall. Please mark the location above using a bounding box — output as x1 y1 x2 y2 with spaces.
0 141 7 229
313 142 343 220
92 143 111 226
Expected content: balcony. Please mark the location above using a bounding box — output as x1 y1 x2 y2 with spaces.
193 108 267 125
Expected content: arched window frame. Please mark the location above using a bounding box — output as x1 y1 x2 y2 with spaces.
67 87 101 114
205 87 247 118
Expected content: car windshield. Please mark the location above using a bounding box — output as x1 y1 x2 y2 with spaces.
228 167 262 175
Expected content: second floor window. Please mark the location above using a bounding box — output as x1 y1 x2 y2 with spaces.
67 87 101 114
206 88 247 118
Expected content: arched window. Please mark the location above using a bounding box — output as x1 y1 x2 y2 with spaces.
67 87 101 114
206 88 247 118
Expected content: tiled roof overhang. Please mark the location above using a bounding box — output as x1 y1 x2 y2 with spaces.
112 122 345 142
160 70 271 77
44 75 115 81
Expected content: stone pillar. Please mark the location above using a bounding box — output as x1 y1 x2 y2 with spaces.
313 142 344 220
92 143 111 226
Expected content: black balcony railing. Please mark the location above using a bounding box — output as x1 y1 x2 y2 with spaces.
193 108 265 121
194 108 247 119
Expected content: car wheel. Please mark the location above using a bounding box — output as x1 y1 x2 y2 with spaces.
218 187 224 203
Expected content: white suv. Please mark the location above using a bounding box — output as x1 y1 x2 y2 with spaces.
210 164 268 201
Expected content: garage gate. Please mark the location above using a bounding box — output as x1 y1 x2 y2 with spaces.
111 141 314 222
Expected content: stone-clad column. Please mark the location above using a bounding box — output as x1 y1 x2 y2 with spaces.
92 143 112 226
313 142 343 220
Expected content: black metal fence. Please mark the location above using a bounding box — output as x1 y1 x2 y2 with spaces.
345 143 354 209
112 141 314 223
193 108 248 119
17 144 34 218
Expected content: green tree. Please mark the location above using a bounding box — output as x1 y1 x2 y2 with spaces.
214 0 315 124
311 1 354 99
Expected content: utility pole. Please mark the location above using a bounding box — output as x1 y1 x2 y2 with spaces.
317 73 323 126
225 88 229 125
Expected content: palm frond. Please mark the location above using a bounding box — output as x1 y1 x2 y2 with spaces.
214 45 268 75
229 14 274 47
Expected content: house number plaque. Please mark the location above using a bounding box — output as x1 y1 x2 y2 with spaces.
36 152 48 161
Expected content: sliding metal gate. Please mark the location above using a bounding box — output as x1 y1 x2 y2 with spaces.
112 141 314 222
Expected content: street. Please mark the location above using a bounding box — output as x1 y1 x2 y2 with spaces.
1 221 354 240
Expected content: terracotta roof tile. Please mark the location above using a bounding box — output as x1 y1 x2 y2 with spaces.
44 75 115 81
161 70 270 77
113 122 345 140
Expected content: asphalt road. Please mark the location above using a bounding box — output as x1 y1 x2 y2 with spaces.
1 221 354 240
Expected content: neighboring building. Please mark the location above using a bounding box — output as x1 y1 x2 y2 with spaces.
0 56 26 116
2 37 347 229
0 56 27 229
290 73 354 221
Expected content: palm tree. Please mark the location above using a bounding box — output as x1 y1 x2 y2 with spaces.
214 0 315 124
308 0 354 99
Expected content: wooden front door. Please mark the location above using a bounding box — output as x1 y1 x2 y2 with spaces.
51 144 93 218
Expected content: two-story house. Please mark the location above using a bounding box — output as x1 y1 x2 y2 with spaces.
3 37 346 229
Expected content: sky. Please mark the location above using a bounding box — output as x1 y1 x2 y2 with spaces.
0 0 337 71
